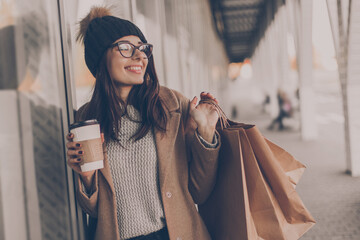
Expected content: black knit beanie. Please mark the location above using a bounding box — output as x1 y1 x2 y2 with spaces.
77 7 147 77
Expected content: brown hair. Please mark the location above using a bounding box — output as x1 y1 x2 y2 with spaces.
82 52 167 142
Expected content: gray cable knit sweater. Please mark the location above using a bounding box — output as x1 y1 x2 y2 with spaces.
105 105 218 239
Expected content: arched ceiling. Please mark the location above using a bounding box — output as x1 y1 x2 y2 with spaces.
210 0 285 62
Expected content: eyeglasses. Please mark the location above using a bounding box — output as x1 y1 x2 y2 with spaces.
111 41 153 59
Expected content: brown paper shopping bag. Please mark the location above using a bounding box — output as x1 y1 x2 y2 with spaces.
198 100 315 240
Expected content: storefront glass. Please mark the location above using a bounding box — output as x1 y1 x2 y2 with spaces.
0 0 73 239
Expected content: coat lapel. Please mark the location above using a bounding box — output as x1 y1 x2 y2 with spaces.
155 111 181 189
155 88 182 189
100 144 116 194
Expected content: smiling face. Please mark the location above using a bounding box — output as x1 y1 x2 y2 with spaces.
106 35 148 89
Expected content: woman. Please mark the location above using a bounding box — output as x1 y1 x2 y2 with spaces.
66 6 221 240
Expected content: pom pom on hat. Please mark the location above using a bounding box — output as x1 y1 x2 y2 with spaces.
76 6 112 43
77 6 147 77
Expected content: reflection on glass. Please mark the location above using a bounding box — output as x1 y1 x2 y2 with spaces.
0 0 71 239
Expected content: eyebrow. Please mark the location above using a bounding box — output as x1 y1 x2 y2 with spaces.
117 40 143 44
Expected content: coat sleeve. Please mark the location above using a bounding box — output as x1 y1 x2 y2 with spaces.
75 171 99 217
73 103 99 218
172 90 221 205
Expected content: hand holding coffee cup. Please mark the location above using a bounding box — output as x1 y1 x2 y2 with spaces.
66 120 104 180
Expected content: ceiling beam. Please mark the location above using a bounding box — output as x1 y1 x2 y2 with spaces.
222 8 260 17
221 0 264 9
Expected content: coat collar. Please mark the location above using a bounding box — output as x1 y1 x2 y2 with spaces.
158 86 180 113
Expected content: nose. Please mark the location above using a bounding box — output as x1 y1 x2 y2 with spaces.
132 49 147 60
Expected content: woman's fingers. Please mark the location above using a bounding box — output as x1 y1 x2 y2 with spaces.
66 141 82 150
205 92 218 104
67 161 82 173
206 92 214 99
67 153 83 174
200 92 219 104
190 96 198 111
200 92 215 100
101 133 105 143
66 132 74 141
67 157 82 164
66 132 96 176
67 149 83 157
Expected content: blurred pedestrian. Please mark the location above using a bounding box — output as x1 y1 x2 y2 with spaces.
268 89 293 131
262 94 270 113
65 6 221 240
231 105 238 119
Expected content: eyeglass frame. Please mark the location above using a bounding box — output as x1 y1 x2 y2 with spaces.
110 41 153 59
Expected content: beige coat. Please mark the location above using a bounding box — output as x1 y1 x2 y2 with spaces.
75 86 221 240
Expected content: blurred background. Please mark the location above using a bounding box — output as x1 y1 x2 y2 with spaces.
0 0 359 239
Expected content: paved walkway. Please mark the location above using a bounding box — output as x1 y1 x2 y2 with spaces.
236 96 360 239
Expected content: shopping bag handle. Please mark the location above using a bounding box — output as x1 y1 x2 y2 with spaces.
199 99 230 129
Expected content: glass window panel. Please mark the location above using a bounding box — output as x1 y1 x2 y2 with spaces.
0 0 73 239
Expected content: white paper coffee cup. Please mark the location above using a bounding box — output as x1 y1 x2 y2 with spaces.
70 120 104 172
